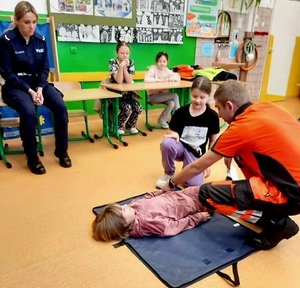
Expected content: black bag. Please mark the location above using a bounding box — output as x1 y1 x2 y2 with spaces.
213 71 237 81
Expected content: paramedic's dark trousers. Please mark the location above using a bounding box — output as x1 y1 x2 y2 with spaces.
198 179 300 225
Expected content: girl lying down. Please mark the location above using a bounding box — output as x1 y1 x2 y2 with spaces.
92 186 212 241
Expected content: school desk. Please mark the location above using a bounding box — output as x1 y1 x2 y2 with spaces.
100 80 193 106
61 87 123 149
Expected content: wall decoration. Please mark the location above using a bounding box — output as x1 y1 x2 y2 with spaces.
55 0 186 44
47 0 136 26
94 0 133 19
51 0 93 15
134 0 185 43
215 11 231 43
186 0 218 38
200 42 214 57
229 43 238 58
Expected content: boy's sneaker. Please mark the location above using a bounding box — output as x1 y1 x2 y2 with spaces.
158 121 169 129
246 216 299 250
155 174 173 189
130 127 139 134
118 128 125 135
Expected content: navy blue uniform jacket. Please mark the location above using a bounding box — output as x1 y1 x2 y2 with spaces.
0 28 49 92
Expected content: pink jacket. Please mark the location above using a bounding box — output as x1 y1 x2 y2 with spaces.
144 65 181 96
129 186 208 238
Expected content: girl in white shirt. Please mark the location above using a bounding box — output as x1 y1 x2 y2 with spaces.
144 52 180 128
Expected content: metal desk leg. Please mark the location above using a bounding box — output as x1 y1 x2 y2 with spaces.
110 98 128 147
173 88 190 107
183 87 190 106
69 100 94 143
94 99 119 149
94 99 127 149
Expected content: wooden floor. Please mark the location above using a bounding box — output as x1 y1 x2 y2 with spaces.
0 97 300 288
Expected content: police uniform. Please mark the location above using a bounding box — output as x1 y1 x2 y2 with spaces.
0 28 68 158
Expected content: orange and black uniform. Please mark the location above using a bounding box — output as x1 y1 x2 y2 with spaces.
199 102 300 224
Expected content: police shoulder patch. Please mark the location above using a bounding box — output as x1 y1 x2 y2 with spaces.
34 32 46 41
3 29 16 41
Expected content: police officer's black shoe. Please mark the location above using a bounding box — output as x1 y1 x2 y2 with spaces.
55 151 72 168
246 217 299 250
27 154 46 175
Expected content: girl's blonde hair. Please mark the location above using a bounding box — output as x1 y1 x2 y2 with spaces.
12 1 38 28
92 203 130 242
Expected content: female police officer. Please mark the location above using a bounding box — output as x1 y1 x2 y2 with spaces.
0 1 71 174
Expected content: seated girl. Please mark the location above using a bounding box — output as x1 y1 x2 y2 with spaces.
92 186 211 241
144 51 180 129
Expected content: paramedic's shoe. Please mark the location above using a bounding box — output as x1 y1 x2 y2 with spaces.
155 174 173 189
55 151 72 168
130 127 139 134
246 217 299 250
118 128 125 135
27 154 46 175
158 120 169 129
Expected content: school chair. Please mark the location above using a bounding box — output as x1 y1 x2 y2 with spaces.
144 92 167 131
51 81 94 143
0 96 44 168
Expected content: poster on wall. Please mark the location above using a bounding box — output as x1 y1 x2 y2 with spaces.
50 0 94 15
55 0 186 44
94 0 133 19
47 0 136 26
186 0 218 38
135 0 185 43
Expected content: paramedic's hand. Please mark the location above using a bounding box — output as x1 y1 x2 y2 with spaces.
224 157 232 170
204 167 211 178
164 131 179 142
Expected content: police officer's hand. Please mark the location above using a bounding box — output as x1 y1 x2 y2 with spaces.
36 88 44 105
28 88 40 105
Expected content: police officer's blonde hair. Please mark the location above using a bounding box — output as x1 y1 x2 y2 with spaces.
92 203 130 242
12 1 38 28
214 80 249 108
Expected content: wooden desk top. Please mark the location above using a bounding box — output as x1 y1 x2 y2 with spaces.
1 87 121 105
100 80 193 92
211 62 245 70
61 88 121 102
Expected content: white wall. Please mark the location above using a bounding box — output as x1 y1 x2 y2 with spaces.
267 0 300 96
0 0 47 14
